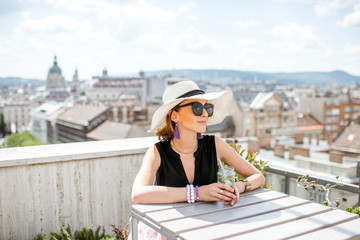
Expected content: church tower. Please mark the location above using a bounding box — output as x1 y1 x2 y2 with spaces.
46 56 66 91
71 68 79 96
45 56 68 101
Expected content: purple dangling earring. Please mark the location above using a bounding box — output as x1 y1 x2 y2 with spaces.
174 123 180 139
197 133 204 139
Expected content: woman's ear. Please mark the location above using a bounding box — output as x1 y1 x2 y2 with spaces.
169 110 178 122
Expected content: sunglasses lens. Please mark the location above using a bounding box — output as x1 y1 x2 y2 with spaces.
190 102 214 117
192 102 204 116
205 104 214 117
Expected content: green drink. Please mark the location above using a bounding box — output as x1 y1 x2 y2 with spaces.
217 165 235 188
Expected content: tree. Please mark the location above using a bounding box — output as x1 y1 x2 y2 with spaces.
4 131 46 148
0 113 5 137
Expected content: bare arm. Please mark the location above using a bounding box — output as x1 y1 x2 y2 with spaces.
131 144 237 204
131 145 187 204
215 136 266 194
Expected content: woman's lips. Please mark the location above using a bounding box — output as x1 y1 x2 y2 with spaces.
198 121 207 125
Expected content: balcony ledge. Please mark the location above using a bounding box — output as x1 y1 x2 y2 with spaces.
0 136 158 168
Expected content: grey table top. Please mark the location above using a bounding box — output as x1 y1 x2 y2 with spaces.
131 188 360 240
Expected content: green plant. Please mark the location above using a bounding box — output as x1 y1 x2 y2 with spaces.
110 224 129 240
0 113 6 137
33 224 116 240
296 174 347 208
226 140 271 188
345 206 360 216
4 131 46 148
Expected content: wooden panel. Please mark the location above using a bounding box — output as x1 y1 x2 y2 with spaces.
161 196 309 235
291 218 360 240
131 202 191 216
131 188 270 217
146 190 287 223
179 202 331 240
227 209 358 240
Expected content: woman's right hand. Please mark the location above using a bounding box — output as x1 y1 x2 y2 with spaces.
198 182 237 203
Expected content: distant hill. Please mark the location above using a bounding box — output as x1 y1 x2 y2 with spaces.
147 69 360 86
1 69 360 87
0 77 44 87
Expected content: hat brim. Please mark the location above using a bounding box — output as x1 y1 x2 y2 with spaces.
148 90 233 133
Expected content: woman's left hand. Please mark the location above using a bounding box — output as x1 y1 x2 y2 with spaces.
224 187 239 206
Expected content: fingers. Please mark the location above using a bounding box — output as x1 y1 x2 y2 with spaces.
218 183 234 193
217 184 237 202
223 187 239 206
235 187 239 201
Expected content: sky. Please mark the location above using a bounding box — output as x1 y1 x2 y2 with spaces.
0 0 360 81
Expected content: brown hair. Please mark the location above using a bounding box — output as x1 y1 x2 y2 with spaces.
156 111 175 141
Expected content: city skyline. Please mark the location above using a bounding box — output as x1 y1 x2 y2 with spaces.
0 0 360 80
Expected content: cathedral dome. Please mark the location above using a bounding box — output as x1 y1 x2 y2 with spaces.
49 56 62 74
46 55 66 92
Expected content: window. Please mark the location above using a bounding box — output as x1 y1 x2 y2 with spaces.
331 109 340 115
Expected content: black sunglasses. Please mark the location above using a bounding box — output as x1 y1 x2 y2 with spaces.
174 102 214 117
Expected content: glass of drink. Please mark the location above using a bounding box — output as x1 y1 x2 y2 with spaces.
217 165 235 188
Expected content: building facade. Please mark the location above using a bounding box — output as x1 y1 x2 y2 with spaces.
56 105 109 143
249 92 297 136
0 100 36 133
298 94 360 137
30 102 64 143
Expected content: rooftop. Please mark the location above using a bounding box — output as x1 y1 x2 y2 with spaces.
57 105 108 126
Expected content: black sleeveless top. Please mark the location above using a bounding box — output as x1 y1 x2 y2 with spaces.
154 135 218 187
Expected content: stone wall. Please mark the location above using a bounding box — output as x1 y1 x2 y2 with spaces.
0 137 157 240
289 146 310 159
274 144 285 158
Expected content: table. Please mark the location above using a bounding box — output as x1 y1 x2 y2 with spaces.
131 188 360 239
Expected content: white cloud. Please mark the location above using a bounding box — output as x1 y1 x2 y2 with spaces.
186 15 198 21
15 15 92 32
134 32 166 51
237 38 257 47
236 39 261 54
178 2 196 12
175 27 216 53
314 0 345 16
314 0 360 16
339 4 360 27
344 43 360 54
232 20 261 29
266 23 326 53
96 1 176 24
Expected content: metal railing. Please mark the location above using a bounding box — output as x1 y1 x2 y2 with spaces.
265 161 360 206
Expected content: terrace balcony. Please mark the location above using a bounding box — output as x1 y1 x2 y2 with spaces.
0 136 359 240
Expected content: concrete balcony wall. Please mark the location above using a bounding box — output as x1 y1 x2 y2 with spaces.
0 137 158 240
295 155 357 178
289 146 310 159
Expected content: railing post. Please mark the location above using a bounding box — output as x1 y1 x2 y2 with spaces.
285 172 290 195
357 161 360 206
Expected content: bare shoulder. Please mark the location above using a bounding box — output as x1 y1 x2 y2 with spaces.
214 135 228 148
143 143 161 167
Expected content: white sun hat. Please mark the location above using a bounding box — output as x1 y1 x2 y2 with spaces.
149 80 233 133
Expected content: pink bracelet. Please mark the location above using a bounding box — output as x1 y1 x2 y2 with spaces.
190 184 195 203
186 184 191 203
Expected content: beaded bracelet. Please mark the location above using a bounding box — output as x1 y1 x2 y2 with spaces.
195 185 199 202
186 184 191 203
190 184 195 203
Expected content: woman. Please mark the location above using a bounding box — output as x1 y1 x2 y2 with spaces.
132 80 265 206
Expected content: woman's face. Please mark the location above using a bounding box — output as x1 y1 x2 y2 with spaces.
175 99 209 134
